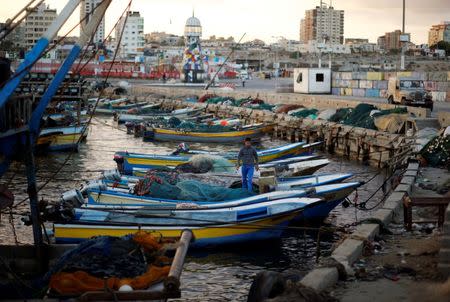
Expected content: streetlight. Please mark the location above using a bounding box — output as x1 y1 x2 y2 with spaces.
400 0 406 70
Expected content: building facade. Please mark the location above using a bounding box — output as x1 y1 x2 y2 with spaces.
81 0 106 44
377 30 410 50
299 2 344 44
23 3 57 50
116 11 144 58
428 21 450 46
345 38 369 45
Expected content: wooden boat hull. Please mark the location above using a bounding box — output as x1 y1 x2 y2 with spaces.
143 125 274 143
115 141 315 173
85 182 360 220
53 211 299 247
37 125 87 151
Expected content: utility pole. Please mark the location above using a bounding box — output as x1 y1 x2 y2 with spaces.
400 0 406 70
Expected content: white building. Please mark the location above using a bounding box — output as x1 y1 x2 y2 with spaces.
116 11 144 58
81 0 106 44
23 2 57 50
294 68 331 94
297 41 350 54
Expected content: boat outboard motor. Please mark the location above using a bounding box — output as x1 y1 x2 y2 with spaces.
60 189 84 208
171 142 190 155
102 169 121 181
80 180 107 197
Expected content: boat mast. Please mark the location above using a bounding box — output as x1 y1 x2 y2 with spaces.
0 0 82 109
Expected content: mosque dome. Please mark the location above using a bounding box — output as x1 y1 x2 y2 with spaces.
185 15 201 27
184 12 202 37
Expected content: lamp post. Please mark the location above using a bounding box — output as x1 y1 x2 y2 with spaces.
400 0 406 70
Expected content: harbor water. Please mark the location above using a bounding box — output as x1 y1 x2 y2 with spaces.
0 117 387 301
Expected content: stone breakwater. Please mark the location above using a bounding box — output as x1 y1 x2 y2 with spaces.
125 88 421 168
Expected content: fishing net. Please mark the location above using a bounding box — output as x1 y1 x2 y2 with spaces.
205 96 236 105
419 133 450 168
328 104 409 130
290 109 319 119
134 170 254 201
176 155 235 173
47 232 171 295
175 121 234 133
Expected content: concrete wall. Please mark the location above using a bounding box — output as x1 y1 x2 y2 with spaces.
331 71 450 102
130 86 429 118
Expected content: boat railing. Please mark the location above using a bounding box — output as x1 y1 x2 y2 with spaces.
0 94 33 134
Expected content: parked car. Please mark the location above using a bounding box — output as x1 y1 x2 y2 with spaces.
387 77 433 111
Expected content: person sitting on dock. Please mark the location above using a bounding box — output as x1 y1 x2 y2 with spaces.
237 138 259 192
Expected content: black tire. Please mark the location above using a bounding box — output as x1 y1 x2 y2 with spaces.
388 96 394 104
247 271 286 302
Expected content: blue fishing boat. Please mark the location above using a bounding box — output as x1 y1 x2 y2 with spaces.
37 124 87 151
114 142 320 173
72 182 361 220
53 197 324 246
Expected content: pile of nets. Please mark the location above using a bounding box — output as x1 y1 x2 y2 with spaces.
198 95 275 111
419 129 450 169
47 232 170 295
176 154 235 173
134 170 254 201
290 108 319 119
146 116 237 133
175 121 235 132
329 104 408 130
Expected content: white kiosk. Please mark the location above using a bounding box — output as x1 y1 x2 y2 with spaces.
293 68 331 94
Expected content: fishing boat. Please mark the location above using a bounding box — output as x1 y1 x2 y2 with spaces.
114 142 320 173
117 107 204 124
97 172 353 192
53 197 323 246
261 158 330 177
143 123 274 143
274 173 353 190
0 1 189 300
92 98 151 115
37 124 87 151
78 182 360 219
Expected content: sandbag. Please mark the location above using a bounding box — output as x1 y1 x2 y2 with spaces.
374 113 408 133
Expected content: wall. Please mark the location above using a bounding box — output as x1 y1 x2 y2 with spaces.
130 86 429 118
331 71 450 102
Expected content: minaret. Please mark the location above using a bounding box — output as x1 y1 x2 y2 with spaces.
182 12 205 83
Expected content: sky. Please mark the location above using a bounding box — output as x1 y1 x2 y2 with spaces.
1 0 449 44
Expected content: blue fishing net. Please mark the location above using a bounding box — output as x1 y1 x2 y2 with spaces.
134 171 254 201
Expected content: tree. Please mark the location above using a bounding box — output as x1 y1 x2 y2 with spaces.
289 51 301 59
431 40 450 56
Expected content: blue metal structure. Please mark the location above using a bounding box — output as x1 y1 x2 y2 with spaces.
0 0 111 250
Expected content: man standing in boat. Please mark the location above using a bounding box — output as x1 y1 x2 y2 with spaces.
237 138 259 192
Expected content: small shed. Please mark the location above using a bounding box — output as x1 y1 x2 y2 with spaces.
293 68 331 94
